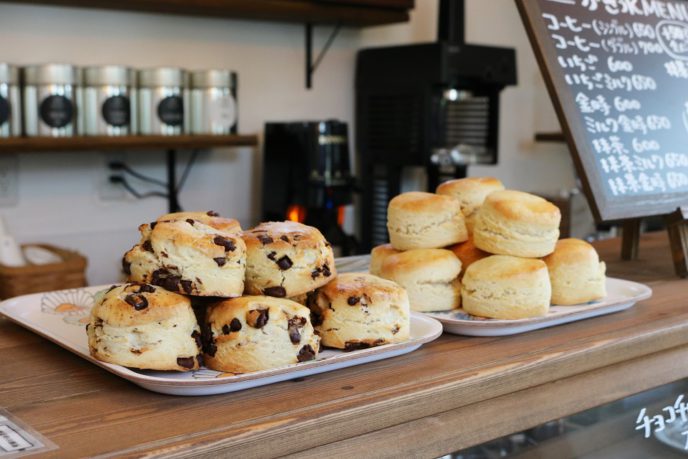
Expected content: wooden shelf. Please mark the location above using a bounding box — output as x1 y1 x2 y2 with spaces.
0 134 259 153
534 131 565 142
7 0 413 27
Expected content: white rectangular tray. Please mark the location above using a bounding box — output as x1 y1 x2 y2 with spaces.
336 255 653 337
0 285 442 396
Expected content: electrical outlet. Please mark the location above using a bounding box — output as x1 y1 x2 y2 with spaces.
98 152 127 201
0 155 19 207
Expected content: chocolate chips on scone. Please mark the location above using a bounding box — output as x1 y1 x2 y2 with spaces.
123 211 246 297
307 273 411 351
87 283 202 371
242 221 336 298
202 296 320 373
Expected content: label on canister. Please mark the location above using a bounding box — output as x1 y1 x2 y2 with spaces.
0 96 8 127
209 95 237 130
157 95 183 127
101 95 130 127
39 95 73 128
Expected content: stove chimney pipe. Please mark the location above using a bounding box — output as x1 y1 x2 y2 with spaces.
438 0 465 44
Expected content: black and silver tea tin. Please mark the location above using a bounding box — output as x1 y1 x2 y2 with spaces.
23 64 80 137
138 67 187 135
0 64 20 138
82 65 136 136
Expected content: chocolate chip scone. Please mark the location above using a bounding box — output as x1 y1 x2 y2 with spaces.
242 221 336 298
122 211 246 297
202 296 320 373
87 283 202 371
308 272 410 351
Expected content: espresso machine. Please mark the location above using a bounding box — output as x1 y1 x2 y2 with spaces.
262 120 357 255
355 0 517 250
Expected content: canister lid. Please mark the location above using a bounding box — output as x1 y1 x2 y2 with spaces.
189 69 236 89
138 67 186 88
23 64 79 85
83 65 135 86
0 63 19 84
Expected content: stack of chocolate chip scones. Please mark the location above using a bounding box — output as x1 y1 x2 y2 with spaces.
88 212 411 373
373 177 607 320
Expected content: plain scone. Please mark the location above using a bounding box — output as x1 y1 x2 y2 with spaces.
308 272 411 350
472 190 561 258
436 177 504 234
87 283 202 371
387 191 468 250
379 248 461 312
123 211 246 297
242 221 336 298
202 296 320 373
543 238 606 305
462 255 551 319
447 239 490 279
369 243 400 276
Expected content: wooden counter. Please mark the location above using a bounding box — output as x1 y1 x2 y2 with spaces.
1 232 687 458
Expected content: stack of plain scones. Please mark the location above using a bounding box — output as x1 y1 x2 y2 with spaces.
373 177 607 320
88 211 411 373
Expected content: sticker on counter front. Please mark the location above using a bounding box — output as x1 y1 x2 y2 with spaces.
0 409 57 457
636 394 688 449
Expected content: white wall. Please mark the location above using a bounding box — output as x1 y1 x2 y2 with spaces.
0 1 574 284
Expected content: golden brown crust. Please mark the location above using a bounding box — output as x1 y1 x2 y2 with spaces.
464 255 546 281
156 211 241 233
318 272 406 306
309 273 411 349
369 243 400 276
436 177 503 194
448 239 490 277
203 296 320 373
388 191 461 214
542 238 599 265
380 248 461 279
242 221 336 297
90 283 192 327
485 190 561 225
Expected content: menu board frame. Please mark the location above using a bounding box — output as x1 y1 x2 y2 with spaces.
515 0 688 223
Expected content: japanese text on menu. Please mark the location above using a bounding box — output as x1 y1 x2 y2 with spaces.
542 0 688 198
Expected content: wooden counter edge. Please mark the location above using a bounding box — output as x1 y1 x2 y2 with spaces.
100 316 688 458
287 342 688 458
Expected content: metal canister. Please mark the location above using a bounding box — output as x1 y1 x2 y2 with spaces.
23 64 79 137
0 64 20 138
82 66 137 136
138 67 186 135
190 69 237 135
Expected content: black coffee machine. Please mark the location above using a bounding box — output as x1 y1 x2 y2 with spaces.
262 120 357 256
355 0 517 250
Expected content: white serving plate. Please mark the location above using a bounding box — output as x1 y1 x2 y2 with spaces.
336 255 652 337
0 285 442 396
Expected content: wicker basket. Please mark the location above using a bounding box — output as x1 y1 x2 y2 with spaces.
0 244 88 299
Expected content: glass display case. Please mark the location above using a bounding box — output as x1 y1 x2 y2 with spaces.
449 379 688 458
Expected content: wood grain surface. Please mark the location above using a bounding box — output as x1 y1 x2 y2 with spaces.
1 232 686 458
0 134 258 154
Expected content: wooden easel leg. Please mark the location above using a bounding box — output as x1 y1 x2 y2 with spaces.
621 219 641 261
665 209 688 278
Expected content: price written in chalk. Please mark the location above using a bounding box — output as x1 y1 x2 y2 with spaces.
541 0 688 200
636 394 688 449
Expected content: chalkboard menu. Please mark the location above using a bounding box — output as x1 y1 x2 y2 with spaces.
517 0 688 222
